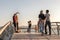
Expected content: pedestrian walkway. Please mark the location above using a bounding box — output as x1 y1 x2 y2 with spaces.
11 32 60 40
0 21 60 40
11 22 60 40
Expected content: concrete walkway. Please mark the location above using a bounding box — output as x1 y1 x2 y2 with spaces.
11 32 60 40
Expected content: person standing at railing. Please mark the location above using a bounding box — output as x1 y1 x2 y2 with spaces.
45 10 51 35
13 12 19 33
27 21 32 33
38 10 46 35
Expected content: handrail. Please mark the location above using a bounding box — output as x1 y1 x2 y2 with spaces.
49 22 60 35
0 21 11 36
0 21 14 40
51 22 60 23
19 22 60 35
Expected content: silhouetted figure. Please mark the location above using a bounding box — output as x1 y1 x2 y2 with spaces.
27 21 32 32
38 10 46 35
13 12 19 33
45 10 51 35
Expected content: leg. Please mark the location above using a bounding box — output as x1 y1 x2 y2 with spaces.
17 23 19 30
48 21 51 35
27 27 30 32
45 21 47 34
28 26 31 32
13 22 16 32
16 23 19 33
38 26 40 32
42 24 44 35
16 23 17 32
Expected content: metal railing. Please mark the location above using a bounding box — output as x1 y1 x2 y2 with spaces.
51 22 60 35
0 21 14 40
19 22 60 35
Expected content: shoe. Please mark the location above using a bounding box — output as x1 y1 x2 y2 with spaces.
16 31 19 33
49 34 51 35
45 32 47 34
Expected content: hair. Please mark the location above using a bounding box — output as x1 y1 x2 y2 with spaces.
46 10 49 13
40 10 43 14
28 21 31 23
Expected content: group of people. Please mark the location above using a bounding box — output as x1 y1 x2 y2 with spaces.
38 10 51 35
13 10 51 35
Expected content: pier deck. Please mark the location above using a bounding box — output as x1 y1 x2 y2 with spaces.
11 32 60 40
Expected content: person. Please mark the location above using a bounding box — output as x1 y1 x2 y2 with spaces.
35 25 38 32
13 12 19 33
45 10 51 35
13 14 16 32
38 10 46 35
27 21 32 32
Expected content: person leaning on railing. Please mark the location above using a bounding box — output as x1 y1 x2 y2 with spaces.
13 12 20 33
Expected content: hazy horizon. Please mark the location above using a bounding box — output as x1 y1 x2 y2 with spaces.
0 0 60 26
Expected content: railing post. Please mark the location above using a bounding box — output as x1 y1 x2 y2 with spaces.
56 23 59 35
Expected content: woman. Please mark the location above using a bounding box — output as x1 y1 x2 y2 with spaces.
38 10 46 35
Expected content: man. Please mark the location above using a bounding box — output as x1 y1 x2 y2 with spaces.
45 10 51 35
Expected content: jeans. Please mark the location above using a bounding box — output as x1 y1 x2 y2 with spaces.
39 23 44 33
45 21 51 35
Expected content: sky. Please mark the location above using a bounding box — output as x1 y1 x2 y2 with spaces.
0 0 60 26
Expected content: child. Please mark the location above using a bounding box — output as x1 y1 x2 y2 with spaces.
35 25 38 32
27 21 31 32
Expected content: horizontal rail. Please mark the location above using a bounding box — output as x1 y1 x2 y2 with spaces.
0 21 11 35
51 25 60 26
0 21 14 40
19 22 60 29
51 22 60 23
18 22 60 35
